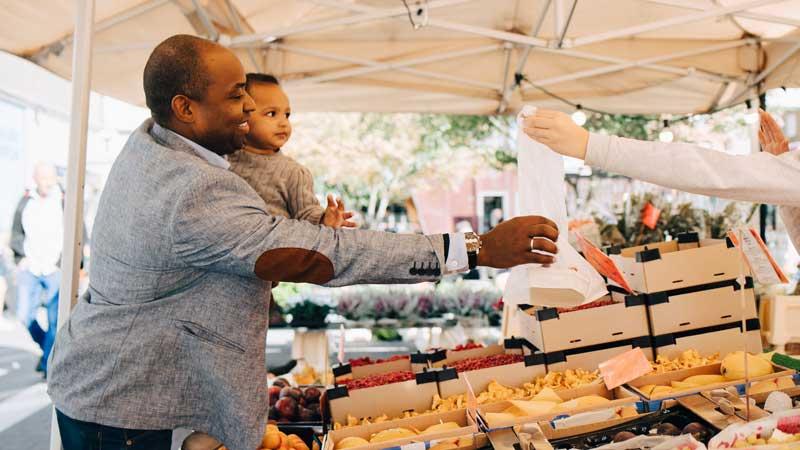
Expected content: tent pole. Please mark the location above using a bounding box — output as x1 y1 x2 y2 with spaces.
758 92 768 242
49 0 95 448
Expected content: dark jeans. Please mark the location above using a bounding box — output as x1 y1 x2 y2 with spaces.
56 410 172 450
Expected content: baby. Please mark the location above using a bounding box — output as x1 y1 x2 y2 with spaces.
229 73 356 228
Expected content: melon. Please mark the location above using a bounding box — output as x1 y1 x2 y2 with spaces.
720 352 774 380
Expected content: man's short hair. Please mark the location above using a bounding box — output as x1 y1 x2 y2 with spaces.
245 73 280 91
143 35 215 125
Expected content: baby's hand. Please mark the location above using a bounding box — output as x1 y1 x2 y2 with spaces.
322 194 357 228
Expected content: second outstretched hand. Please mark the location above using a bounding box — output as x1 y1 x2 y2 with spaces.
322 194 357 228
759 109 790 156
477 216 559 269
522 109 590 160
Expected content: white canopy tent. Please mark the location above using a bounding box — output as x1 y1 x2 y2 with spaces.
4 1 800 448
4 0 800 115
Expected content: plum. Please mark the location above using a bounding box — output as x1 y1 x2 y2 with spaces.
304 387 322 403
656 423 681 436
613 431 636 442
298 406 316 422
269 386 282 406
272 378 290 388
683 422 709 441
280 386 303 401
275 397 297 420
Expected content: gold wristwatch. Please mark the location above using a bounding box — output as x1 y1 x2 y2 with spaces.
464 232 482 269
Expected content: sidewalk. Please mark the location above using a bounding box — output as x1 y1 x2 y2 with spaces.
0 312 49 450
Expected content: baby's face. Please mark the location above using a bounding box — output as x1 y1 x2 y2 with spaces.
245 82 292 151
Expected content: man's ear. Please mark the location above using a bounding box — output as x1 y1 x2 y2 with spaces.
171 95 195 124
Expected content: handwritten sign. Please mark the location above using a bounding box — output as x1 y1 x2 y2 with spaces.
727 227 789 285
599 348 653 390
575 232 633 293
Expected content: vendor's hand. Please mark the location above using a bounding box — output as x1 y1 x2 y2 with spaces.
322 194 357 228
523 109 590 160
477 216 559 268
759 109 789 156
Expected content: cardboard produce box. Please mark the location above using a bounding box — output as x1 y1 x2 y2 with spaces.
477 383 640 430
515 295 649 354
608 235 749 294
652 319 763 360
626 361 795 401
437 352 547 400
544 337 653 373
324 408 479 450
326 370 440 426
332 354 429 382
614 277 757 336
429 340 525 369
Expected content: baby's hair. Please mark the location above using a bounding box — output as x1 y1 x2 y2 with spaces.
246 73 280 92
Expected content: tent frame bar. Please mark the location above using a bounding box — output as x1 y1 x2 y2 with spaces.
31 0 167 61
642 0 800 28
571 0 783 47
280 43 502 90
533 39 751 87
230 0 478 47
498 0 553 113
272 0 551 48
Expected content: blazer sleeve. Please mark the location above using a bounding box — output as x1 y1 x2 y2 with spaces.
585 133 800 208
170 172 445 285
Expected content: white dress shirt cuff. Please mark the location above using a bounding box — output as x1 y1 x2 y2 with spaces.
444 233 470 274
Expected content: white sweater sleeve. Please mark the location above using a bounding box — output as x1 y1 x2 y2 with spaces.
585 133 800 208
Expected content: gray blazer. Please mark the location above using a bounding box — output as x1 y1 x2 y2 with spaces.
47 120 445 450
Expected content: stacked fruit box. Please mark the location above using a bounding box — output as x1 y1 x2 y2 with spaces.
515 294 652 372
331 353 428 384
435 339 547 399
607 232 761 359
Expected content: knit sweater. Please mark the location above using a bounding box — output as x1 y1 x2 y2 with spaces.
586 133 800 253
228 149 325 224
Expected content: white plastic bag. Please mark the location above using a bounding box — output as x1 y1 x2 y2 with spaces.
504 105 607 308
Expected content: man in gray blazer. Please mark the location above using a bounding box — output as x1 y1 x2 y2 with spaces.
47 35 559 450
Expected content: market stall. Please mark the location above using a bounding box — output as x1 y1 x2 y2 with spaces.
3 1 800 450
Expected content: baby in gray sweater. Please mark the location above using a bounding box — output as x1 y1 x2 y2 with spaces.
229 73 356 228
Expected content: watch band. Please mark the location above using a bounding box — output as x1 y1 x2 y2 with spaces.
468 251 478 270
464 232 481 270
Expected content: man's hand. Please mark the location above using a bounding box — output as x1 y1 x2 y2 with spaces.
522 109 590 160
322 194 357 228
759 109 790 156
477 216 559 268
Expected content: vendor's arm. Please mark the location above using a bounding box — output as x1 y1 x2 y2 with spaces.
585 133 800 207
524 109 800 208
171 173 558 285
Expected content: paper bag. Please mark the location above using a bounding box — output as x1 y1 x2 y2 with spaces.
504 105 607 308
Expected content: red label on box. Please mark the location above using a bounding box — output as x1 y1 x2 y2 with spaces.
575 232 633 294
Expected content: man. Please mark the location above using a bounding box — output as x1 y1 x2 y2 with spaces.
10 162 63 377
48 35 559 450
